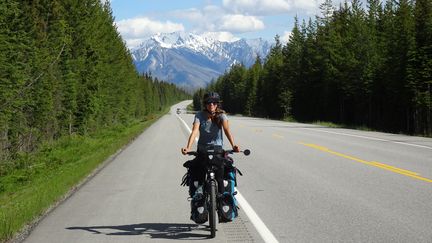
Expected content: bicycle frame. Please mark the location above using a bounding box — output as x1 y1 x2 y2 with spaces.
186 148 250 238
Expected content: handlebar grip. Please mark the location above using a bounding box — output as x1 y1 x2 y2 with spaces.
226 149 251 156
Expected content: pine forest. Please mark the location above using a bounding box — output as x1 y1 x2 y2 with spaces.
197 0 432 137
0 0 188 167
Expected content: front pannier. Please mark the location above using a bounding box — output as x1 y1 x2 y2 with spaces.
218 156 241 222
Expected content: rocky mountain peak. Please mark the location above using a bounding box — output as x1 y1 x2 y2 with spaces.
132 32 272 91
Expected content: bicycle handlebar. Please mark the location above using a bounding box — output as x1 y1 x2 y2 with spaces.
186 149 251 156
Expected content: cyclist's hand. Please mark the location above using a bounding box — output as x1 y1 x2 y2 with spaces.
181 148 188 155
233 145 240 152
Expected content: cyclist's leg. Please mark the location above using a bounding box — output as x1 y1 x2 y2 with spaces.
189 156 208 224
214 156 225 195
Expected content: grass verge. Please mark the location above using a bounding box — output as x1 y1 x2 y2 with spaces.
0 113 163 242
312 121 373 131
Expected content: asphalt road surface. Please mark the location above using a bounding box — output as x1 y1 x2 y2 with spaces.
23 101 432 243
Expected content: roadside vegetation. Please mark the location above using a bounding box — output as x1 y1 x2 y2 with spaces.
195 0 432 137
0 116 162 241
0 1 189 241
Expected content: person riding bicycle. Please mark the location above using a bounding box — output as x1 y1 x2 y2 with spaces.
181 91 240 224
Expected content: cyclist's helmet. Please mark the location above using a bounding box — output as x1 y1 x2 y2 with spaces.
203 92 221 104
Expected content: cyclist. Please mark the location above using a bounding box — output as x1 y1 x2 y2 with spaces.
181 92 240 223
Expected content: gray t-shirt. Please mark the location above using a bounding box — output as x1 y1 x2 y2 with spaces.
194 111 228 149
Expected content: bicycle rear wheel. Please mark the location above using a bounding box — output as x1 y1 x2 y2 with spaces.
208 180 217 238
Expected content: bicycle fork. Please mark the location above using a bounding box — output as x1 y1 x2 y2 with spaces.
207 170 218 238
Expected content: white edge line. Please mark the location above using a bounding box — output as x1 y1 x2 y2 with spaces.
302 128 432 150
235 191 279 243
176 113 279 243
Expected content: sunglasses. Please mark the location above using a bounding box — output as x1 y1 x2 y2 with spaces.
205 102 218 105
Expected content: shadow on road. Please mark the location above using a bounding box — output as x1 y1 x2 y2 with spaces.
67 223 211 240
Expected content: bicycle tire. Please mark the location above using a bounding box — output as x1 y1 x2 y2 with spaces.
208 180 217 238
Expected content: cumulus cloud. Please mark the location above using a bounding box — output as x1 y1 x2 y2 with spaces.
114 0 333 48
292 0 321 13
219 15 265 33
201 32 240 42
116 17 184 48
222 0 324 15
223 0 290 15
125 38 148 49
281 31 292 43
171 5 225 33
171 5 265 34
117 17 184 38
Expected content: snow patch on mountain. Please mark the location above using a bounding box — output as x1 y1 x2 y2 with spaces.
131 32 272 91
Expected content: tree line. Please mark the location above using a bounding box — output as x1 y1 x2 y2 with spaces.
0 0 189 162
196 0 431 136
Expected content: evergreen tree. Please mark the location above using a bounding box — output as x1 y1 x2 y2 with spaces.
193 0 431 136
0 0 189 162
244 57 262 116
281 17 303 119
262 36 284 118
410 0 432 134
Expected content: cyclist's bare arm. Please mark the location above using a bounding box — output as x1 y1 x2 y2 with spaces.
222 120 239 152
182 122 200 154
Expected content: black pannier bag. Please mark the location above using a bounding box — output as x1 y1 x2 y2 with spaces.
181 160 208 224
181 154 243 223
219 193 238 222
218 155 242 222
190 181 208 224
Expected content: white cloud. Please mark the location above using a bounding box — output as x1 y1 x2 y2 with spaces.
222 0 324 15
170 5 265 35
124 38 147 49
116 17 184 48
281 31 292 43
116 17 184 37
202 32 240 42
219 15 265 33
293 0 321 12
171 5 225 33
223 0 290 15
114 0 332 48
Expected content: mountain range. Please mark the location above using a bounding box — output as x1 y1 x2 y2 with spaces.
131 32 272 91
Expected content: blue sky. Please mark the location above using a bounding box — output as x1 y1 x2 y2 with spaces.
108 0 350 49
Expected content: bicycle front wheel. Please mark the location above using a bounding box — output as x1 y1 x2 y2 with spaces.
208 180 217 238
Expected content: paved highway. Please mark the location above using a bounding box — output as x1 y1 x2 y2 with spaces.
24 101 432 242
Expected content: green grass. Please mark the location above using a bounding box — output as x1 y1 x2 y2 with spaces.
312 121 344 128
312 121 374 131
0 114 163 242
282 116 297 122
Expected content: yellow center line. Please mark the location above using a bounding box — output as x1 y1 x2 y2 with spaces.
371 161 419 176
299 142 432 183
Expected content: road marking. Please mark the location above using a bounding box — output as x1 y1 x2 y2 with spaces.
302 128 432 150
235 191 279 243
299 142 432 183
176 113 279 243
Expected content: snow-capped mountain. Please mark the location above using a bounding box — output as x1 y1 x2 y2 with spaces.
131 32 272 91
